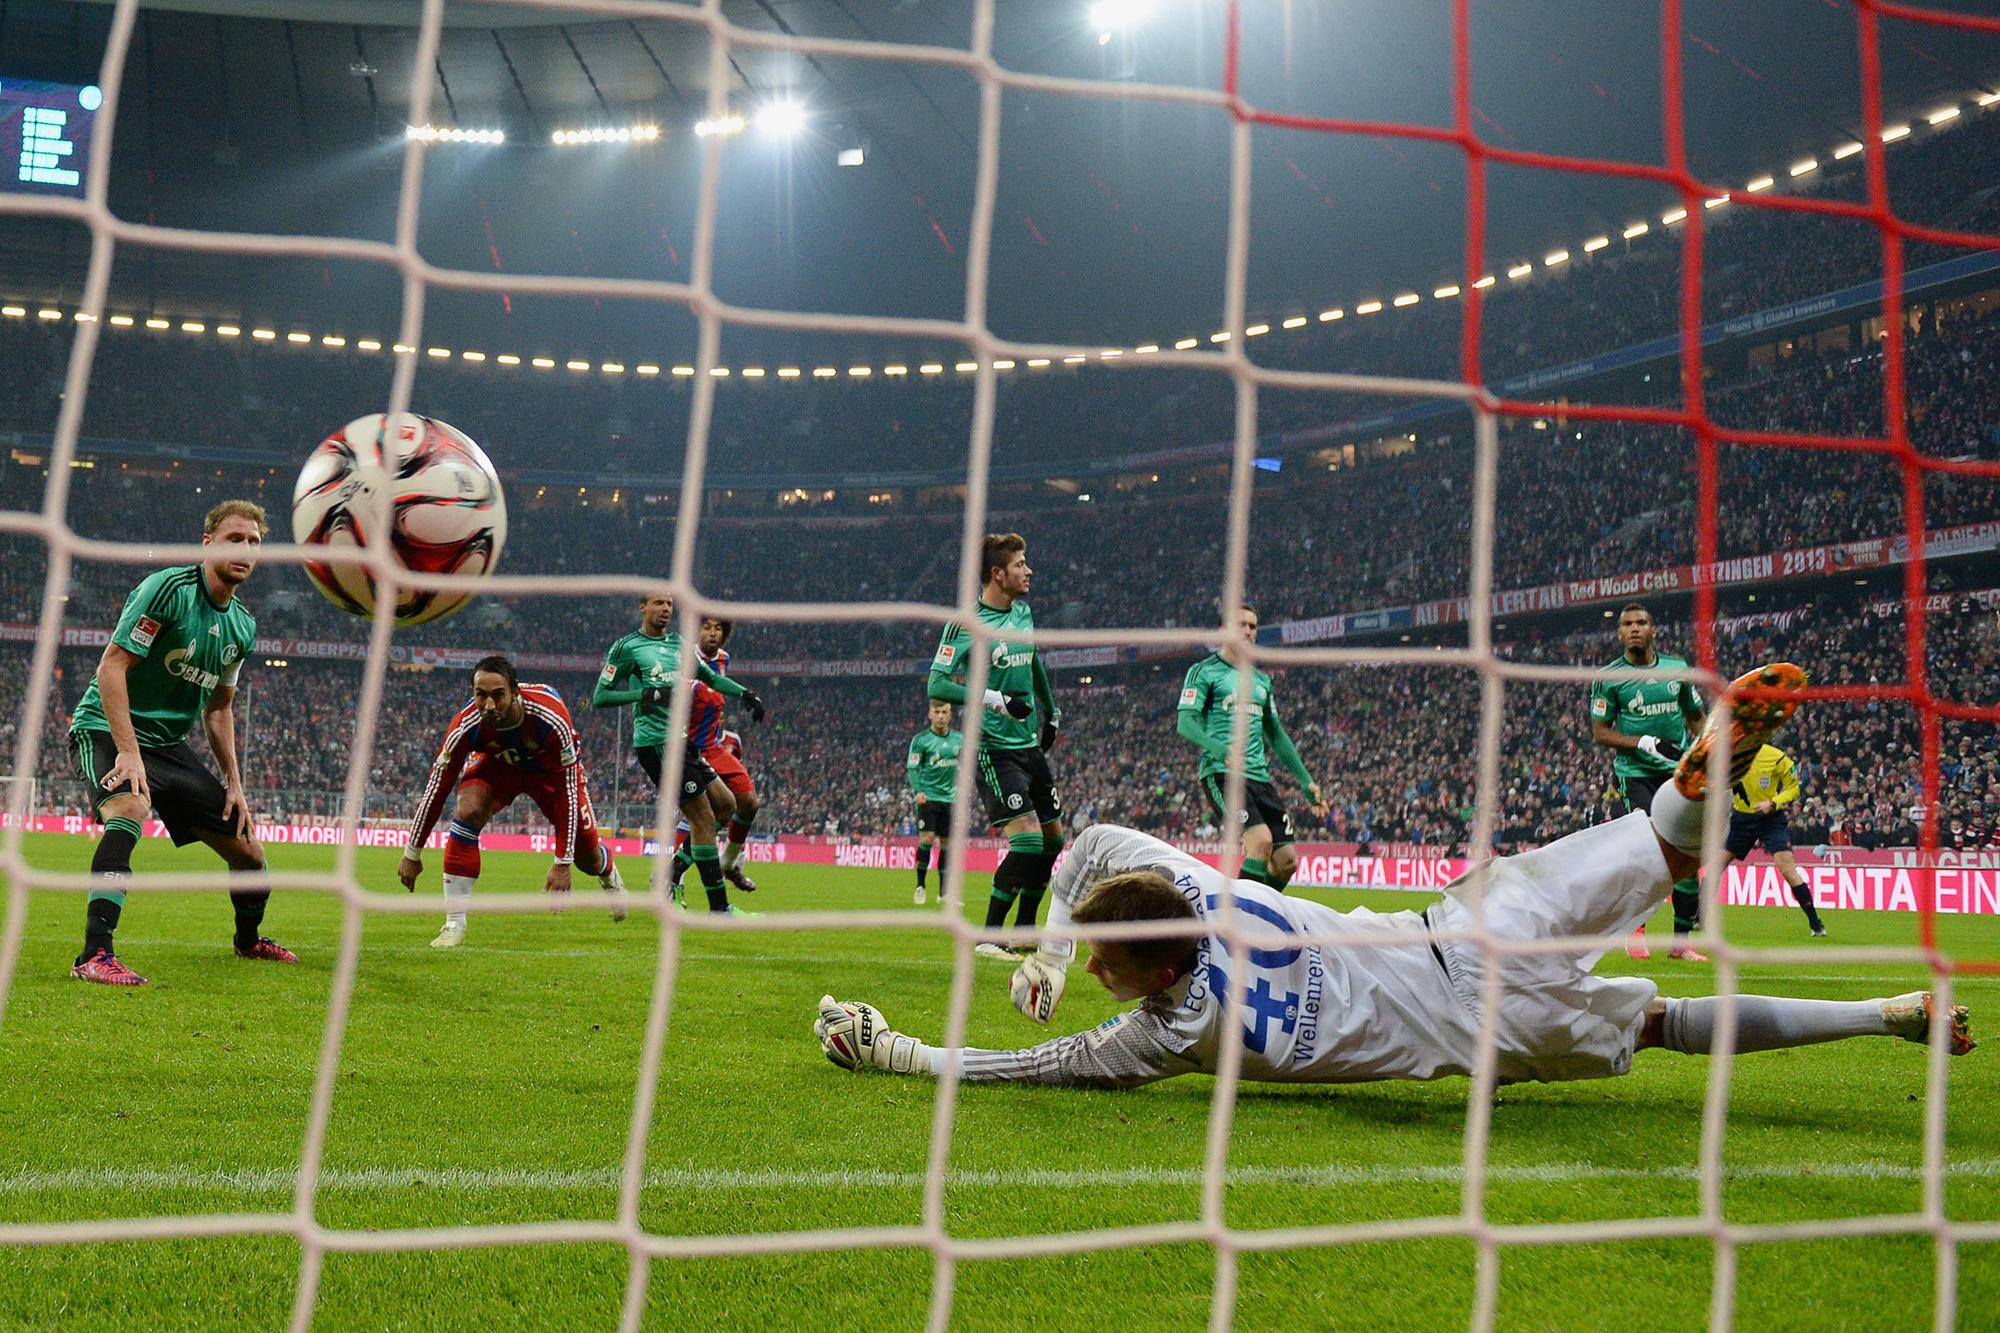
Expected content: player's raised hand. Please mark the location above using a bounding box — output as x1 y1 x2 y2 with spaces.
1010 954 1067 1024
815 995 922 1073
103 747 151 807
396 853 423 892
1306 782 1330 820
741 690 767 724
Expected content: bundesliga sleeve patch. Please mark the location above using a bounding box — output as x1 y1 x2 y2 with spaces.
599 663 617 683
1590 696 1608 719
935 643 956 665
1179 687 1199 707
129 615 160 650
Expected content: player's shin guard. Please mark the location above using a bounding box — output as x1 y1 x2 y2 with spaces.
1012 833 1063 929
691 842 727 912
230 868 271 953
83 816 141 959
722 816 753 871
442 874 474 929
915 841 932 887
1671 880 1701 936
986 832 1041 928
1662 995 1889 1053
1790 879 1825 930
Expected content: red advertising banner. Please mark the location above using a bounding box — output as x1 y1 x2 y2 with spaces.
19 817 1993 914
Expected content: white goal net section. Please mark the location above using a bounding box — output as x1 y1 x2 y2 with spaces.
0 1 1985 1330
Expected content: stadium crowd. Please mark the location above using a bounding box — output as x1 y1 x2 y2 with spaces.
1 105 1997 486
0 584 1992 855
0 290 1993 670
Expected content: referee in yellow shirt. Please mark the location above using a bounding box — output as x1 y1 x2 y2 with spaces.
1725 743 1827 937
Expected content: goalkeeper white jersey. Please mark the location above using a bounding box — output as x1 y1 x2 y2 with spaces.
952 818 1669 1089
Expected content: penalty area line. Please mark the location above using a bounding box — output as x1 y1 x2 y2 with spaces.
2 1158 1998 1197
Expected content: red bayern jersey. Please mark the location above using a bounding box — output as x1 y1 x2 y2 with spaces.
718 728 744 762
689 646 730 749
405 682 587 860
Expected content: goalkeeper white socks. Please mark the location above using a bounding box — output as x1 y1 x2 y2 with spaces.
1662 995 1888 1054
442 873 473 930
1648 783 1708 856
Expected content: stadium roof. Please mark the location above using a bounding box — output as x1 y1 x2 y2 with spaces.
6 1 1997 357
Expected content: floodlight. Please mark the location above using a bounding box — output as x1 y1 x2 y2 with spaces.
1090 0 1152 37
754 100 807 137
407 125 504 144
552 124 660 146
695 114 746 138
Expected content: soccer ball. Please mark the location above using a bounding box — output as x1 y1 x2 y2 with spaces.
291 413 507 626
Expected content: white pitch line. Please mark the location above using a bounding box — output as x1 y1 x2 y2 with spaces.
3 1158 1998 1197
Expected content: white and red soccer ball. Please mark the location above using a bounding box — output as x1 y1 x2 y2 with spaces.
291 413 507 626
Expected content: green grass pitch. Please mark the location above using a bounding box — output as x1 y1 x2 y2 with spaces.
1 831 1996 1330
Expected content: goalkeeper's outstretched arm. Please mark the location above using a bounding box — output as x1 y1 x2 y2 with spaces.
814 995 1190 1089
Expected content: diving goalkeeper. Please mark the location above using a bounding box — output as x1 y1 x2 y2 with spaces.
815 665 1975 1088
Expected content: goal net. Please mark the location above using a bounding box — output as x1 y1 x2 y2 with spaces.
1 1 1996 1329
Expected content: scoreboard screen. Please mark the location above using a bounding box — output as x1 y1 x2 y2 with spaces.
2 79 100 197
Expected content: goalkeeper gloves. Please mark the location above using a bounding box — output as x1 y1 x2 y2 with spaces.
1009 952 1068 1025
741 690 767 724
1636 734 1684 763
639 685 671 709
815 995 923 1074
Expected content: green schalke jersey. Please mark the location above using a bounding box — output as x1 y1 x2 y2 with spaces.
1590 651 1703 779
906 728 963 801
70 565 257 749
596 630 687 747
1179 653 1277 781
929 600 1043 751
